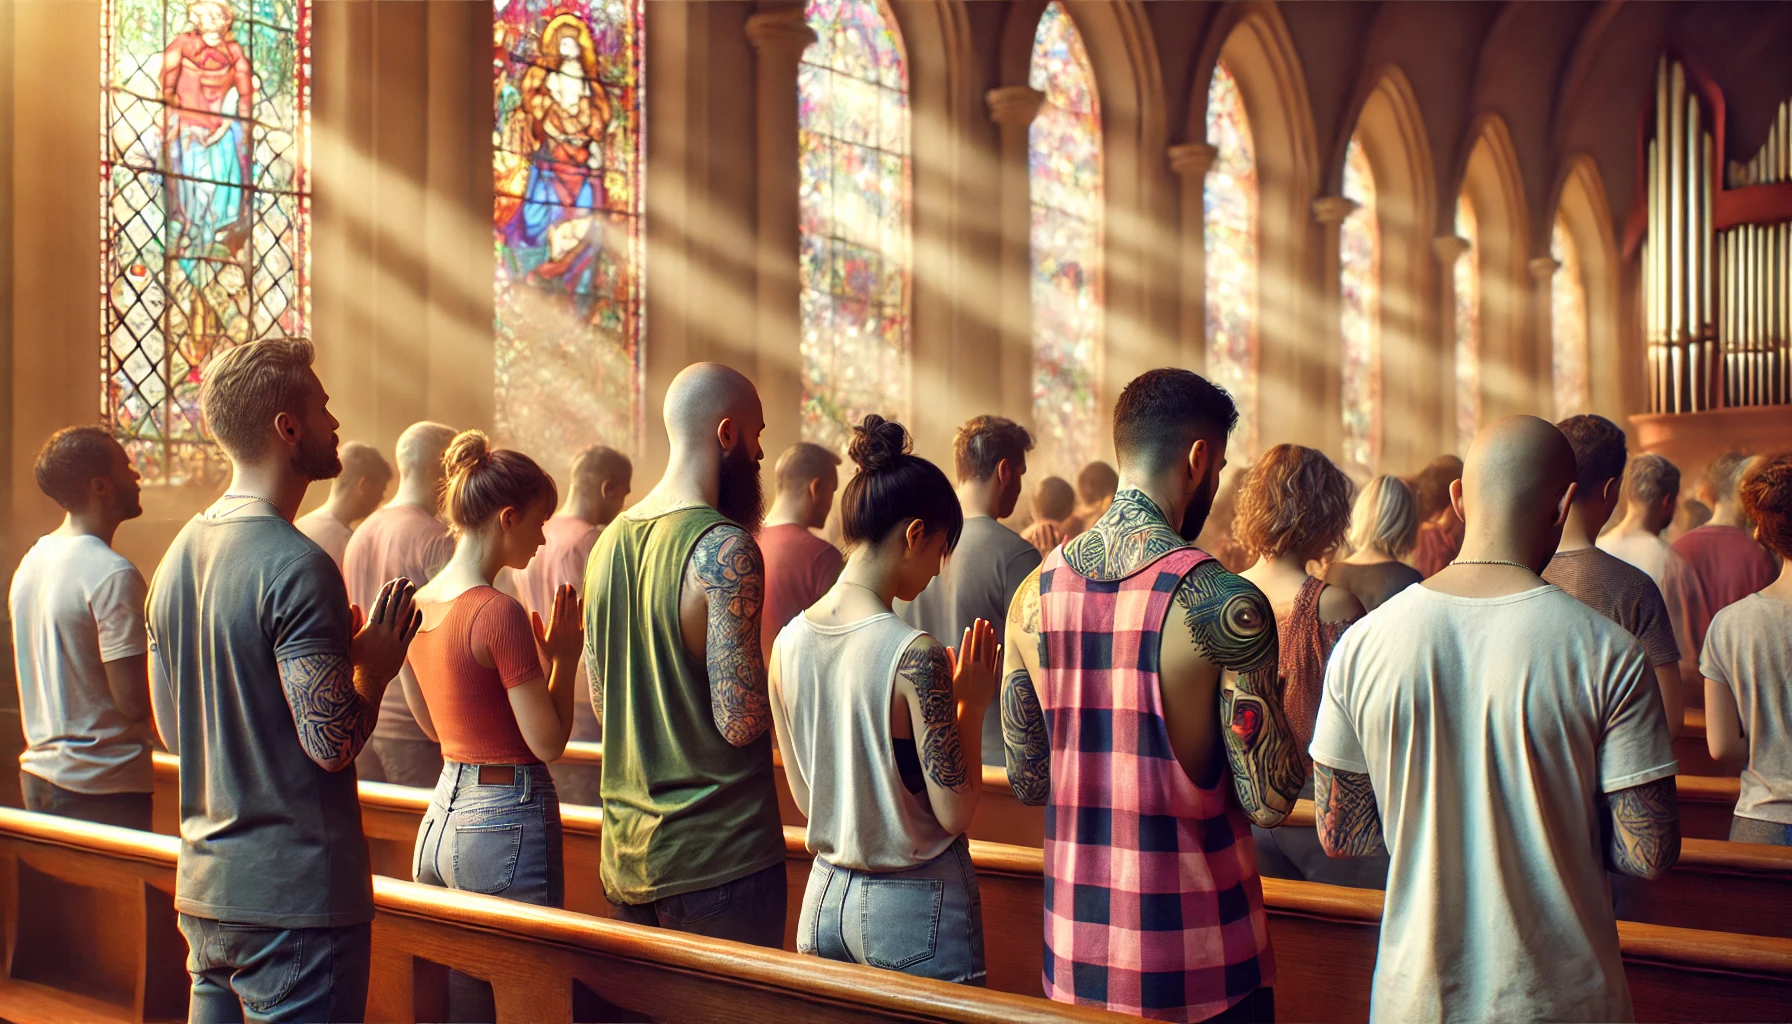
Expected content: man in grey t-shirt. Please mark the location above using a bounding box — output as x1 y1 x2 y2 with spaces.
148 340 418 1024
897 415 1039 767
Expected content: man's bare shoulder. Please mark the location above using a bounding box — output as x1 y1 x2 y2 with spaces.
1167 560 1276 674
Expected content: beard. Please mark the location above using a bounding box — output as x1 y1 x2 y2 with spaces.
716 442 764 532
114 485 143 521
1178 469 1218 541
292 430 343 482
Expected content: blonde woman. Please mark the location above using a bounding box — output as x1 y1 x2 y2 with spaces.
1326 475 1423 612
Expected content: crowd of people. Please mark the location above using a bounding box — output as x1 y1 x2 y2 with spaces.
6 337 1789 1023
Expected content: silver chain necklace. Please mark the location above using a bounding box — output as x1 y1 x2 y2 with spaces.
1449 558 1535 572
215 493 280 518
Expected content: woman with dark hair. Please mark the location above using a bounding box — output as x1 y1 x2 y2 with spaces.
404 429 584 912
1702 451 1792 845
769 415 999 985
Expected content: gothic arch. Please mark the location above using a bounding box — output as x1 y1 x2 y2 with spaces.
1551 155 1628 420
1340 67 1436 471
998 0 1169 460
1191 2 1318 459
1456 114 1532 435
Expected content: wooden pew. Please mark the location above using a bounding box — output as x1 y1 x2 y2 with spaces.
0 809 1135 1024
1679 773 1743 841
1674 708 1739 777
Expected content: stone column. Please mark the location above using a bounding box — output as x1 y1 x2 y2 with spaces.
1432 235 1469 452
1312 196 1359 461
1529 256 1562 418
1168 143 1217 372
746 3 816 460
986 85 1045 430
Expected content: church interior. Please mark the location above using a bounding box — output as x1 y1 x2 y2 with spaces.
0 0 1790 1021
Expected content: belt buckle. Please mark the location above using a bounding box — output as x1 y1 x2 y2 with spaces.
477 765 517 787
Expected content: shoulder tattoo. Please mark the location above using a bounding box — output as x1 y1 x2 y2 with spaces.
1174 561 1275 675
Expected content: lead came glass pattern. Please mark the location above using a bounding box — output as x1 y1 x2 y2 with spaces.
1204 61 1256 455
1551 217 1589 419
494 0 644 471
1454 196 1480 456
102 0 311 486
798 0 911 452
1339 136 1379 471
1027 2 1102 478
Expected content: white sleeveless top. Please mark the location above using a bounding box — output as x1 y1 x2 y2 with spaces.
771 611 958 871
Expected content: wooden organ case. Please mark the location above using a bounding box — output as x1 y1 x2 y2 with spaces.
1631 57 1792 475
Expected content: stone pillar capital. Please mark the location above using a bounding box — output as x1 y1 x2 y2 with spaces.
1529 256 1562 281
1168 142 1219 179
1432 235 1470 265
1312 195 1359 226
746 4 817 56
986 86 1046 127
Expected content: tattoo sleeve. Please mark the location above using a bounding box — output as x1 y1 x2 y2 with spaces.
1605 776 1681 879
1003 570 1051 806
689 525 772 747
899 640 968 791
1177 562 1305 827
584 644 604 731
1313 761 1386 857
278 652 374 772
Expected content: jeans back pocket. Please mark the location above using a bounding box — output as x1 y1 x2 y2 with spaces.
858 877 943 971
452 822 524 895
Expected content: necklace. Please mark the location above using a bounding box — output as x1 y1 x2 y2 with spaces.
215 493 280 518
1449 558 1535 572
837 579 887 600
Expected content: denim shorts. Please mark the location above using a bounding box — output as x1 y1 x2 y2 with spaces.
798 834 985 985
413 762 563 908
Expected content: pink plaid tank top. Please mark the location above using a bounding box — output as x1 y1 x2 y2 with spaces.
1034 544 1273 1022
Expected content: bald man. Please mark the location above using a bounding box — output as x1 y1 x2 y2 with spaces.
583 363 785 946
1311 416 1680 1023
757 442 843 654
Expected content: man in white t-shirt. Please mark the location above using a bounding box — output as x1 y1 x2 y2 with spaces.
1310 416 1680 1023
7 426 153 830
294 441 392 569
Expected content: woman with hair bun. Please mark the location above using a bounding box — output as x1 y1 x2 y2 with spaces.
404 429 584 914
768 414 999 985
1325 474 1423 612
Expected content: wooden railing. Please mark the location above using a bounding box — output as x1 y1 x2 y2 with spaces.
0 809 1136 1024
1675 707 1738 777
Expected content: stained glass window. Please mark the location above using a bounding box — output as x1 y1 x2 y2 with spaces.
1454 196 1480 455
1204 61 1256 454
494 0 644 471
103 0 310 486
1027 2 1102 478
798 0 911 451
1339 136 1379 470
1551 217 1589 419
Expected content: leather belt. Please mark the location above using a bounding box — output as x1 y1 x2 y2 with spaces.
477 765 517 786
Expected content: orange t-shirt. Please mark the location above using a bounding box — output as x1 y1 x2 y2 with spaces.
407 587 544 765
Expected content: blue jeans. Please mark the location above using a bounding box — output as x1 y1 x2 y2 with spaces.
607 860 788 948
798 834 985 985
177 914 371 1023
413 762 563 908
1732 815 1792 846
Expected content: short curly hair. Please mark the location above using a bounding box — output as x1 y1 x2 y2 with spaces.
1740 452 1792 560
1233 443 1354 561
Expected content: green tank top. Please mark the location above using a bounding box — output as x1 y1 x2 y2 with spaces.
584 504 785 903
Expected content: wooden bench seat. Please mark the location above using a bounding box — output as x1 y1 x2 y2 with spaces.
0 809 1134 1024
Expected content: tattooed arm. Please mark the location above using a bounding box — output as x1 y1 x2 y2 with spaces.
1314 761 1386 857
1605 777 1681 879
1002 567 1051 806
896 621 998 835
687 524 773 747
1161 562 1304 828
279 578 419 772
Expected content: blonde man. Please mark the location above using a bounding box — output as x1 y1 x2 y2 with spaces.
147 339 418 1022
295 441 392 568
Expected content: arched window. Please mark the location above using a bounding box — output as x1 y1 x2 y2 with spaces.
1204 61 1257 454
1027 1 1102 477
1551 216 1589 418
103 0 311 486
798 0 911 451
1454 196 1480 455
494 0 645 470
1339 136 1379 470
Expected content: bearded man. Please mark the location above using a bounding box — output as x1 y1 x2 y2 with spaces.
582 362 786 946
